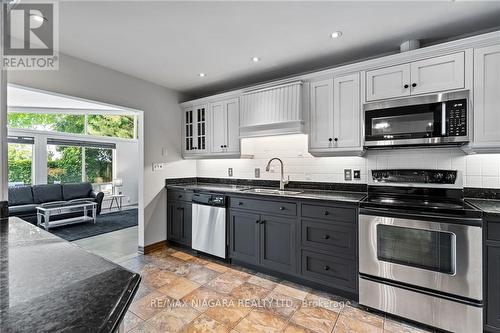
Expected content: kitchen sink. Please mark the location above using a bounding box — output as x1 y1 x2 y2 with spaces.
242 188 303 195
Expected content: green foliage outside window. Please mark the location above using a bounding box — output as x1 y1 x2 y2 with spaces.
85 148 113 183
8 113 84 134
87 114 135 139
47 145 83 184
8 143 32 185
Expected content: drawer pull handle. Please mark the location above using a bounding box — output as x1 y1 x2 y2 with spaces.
324 265 330 271
178 195 183 198
324 211 329 216
279 206 285 210
323 234 330 240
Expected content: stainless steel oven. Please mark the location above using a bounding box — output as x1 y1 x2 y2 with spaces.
364 90 469 147
359 207 483 333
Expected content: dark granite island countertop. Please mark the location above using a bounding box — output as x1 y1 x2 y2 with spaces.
0 217 141 333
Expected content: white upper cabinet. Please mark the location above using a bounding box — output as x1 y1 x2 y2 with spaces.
472 44 500 150
366 52 465 101
309 73 363 156
410 53 465 95
309 78 334 149
210 98 240 154
334 73 361 149
183 104 208 155
240 81 303 137
366 64 411 101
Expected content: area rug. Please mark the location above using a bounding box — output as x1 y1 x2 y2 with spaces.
49 209 138 242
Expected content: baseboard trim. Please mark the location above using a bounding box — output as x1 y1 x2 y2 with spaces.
138 240 166 254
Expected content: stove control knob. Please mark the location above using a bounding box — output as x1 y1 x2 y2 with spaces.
445 173 456 183
432 172 444 183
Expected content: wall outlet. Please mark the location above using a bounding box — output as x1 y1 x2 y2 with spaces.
353 170 361 179
228 168 233 177
152 162 166 172
344 169 352 181
255 168 260 178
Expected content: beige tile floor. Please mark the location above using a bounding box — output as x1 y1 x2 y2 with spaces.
111 246 435 333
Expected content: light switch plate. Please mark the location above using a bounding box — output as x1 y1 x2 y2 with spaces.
344 169 352 181
255 168 260 178
228 168 233 177
353 170 361 179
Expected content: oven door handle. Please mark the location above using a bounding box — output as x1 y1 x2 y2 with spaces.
359 207 483 227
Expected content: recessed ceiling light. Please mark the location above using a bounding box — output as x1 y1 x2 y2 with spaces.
198 73 206 77
30 14 47 23
330 31 343 39
252 56 260 62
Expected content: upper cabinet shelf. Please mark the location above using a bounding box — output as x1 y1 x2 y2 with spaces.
365 52 465 101
239 81 304 138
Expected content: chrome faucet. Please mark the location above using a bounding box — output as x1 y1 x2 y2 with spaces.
265 158 289 190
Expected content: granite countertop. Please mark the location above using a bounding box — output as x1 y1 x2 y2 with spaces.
167 183 366 203
466 198 500 216
0 217 141 333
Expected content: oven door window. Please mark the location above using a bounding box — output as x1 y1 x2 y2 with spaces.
377 225 455 274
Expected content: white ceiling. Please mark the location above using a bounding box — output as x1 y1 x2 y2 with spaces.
51 1 500 98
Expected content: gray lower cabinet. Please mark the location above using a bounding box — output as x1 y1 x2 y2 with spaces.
229 209 297 275
167 200 192 246
486 216 500 332
228 210 260 265
260 214 296 274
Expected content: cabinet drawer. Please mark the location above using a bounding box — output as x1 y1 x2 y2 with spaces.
301 203 355 223
488 217 500 242
167 189 193 202
301 250 357 291
301 220 356 256
230 197 297 216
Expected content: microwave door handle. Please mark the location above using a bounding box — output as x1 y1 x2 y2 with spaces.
441 102 447 136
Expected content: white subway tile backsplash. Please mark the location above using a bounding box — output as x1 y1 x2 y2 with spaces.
195 134 500 188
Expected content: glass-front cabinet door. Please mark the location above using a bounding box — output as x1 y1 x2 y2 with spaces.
183 104 208 155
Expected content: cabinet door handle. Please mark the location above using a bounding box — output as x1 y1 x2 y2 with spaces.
220 145 223 148
334 138 338 142
279 206 285 210
238 202 243 205
324 211 329 216
223 145 227 148
178 195 183 198
412 83 417 87
255 220 260 224
404 84 409 89
260 220 265 224
323 234 330 240
324 265 330 271
328 138 333 142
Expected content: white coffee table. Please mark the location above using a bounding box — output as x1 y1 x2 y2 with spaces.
36 201 97 231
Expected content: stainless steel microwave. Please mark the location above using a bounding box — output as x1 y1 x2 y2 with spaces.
363 90 469 148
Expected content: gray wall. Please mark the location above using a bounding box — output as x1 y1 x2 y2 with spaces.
8 52 196 247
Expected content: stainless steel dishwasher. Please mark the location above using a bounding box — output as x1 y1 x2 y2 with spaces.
191 193 227 259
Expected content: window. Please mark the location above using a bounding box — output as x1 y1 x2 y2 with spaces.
46 139 116 184
47 145 83 184
8 113 85 134
7 137 34 186
87 114 135 139
85 147 113 183
7 112 136 139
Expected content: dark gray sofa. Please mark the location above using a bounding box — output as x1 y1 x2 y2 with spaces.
8 183 104 225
